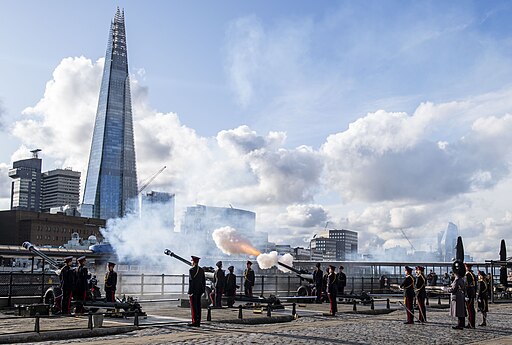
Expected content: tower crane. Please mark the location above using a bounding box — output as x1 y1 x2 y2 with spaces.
399 228 416 253
137 166 166 194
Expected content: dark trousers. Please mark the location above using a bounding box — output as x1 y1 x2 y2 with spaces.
417 295 426 322
338 286 345 296
74 289 87 314
458 317 465 328
190 294 202 325
244 285 253 297
405 296 414 323
61 290 72 314
211 288 223 307
467 298 475 327
315 285 322 303
105 289 115 302
328 291 338 315
225 290 235 307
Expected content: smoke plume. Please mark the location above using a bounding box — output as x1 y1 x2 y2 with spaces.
212 226 261 256
257 251 294 273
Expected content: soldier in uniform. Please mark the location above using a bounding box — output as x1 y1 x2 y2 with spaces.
243 260 255 297
224 265 237 308
188 256 206 327
400 265 415 324
104 262 117 303
449 260 467 330
327 265 338 316
337 265 347 297
415 266 427 323
477 270 489 326
60 256 74 314
74 256 90 314
465 263 477 328
313 263 323 303
212 261 225 307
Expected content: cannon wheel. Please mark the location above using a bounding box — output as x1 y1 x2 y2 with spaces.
44 287 62 314
297 285 310 297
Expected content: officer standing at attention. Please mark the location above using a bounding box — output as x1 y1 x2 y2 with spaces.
400 265 415 324
327 265 338 316
415 266 427 323
465 263 477 328
74 256 90 314
477 270 489 326
188 256 206 327
212 261 225 307
337 265 347 297
313 263 323 303
224 265 237 308
104 262 117 302
60 256 74 314
243 260 255 297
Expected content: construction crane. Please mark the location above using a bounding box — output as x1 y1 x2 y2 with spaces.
399 228 416 253
137 166 166 194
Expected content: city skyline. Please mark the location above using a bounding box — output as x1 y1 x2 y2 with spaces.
1 1 512 260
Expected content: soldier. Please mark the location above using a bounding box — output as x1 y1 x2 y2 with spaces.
449 260 467 330
60 256 74 314
104 262 117 303
188 256 206 327
327 265 338 316
465 263 477 328
243 260 255 297
313 263 323 303
337 265 347 297
477 270 489 326
415 266 427 323
212 261 225 307
400 265 415 324
224 265 237 308
74 256 90 314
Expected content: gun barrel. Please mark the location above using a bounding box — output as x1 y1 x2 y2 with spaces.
277 261 314 282
163 249 192 266
277 261 301 274
22 241 61 269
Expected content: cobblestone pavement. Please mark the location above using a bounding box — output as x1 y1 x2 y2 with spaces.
3 301 512 345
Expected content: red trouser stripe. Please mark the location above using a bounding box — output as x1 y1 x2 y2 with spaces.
190 295 195 324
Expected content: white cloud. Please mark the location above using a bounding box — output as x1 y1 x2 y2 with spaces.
277 204 328 228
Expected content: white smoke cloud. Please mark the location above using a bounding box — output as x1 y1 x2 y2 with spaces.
212 226 260 256
256 251 294 273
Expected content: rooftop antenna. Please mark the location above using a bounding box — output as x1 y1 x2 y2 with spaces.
30 149 41 158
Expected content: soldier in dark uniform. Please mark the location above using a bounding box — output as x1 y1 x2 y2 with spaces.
449 260 466 329
400 265 415 324
74 256 90 314
415 266 427 323
327 265 338 316
212 261 225 307
243 260 255 297
224 265 237 308
477 270 489 327
60 256 74 314
465 263 477 328
188 256 206 327
337 265 347 297
313 263 323 303
104 262 117 303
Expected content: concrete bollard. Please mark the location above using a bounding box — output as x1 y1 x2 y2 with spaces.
292 303 297 318
371 299 375 310
238 305 243 319
353 300 357 312
386 298 390 310
88 312 93 330
207 307 212 321
134 311 139 327
267 304 272 317
438 296 441 305
426 296 429 306
34 313 40 333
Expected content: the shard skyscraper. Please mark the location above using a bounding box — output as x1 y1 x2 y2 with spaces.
83 8 138 220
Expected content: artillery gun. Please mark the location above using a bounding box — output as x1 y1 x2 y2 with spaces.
22 242 144 316
277 261 317 297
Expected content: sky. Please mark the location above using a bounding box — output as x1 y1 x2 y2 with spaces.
1 1 512 260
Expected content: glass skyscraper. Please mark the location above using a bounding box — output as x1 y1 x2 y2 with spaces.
83 8 138 220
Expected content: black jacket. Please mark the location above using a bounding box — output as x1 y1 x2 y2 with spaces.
60 265 74 291
400 275 415 298
243 268 255 288
214 268 226 289
337 271 347 289
75 265 90 293
313 269 323 286
415 273 427 299
327 272 338 294
225 272 237 293
104 270 117 291
465 270 477 298
188 265 206 295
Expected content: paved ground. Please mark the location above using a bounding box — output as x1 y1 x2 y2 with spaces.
1 299 512 344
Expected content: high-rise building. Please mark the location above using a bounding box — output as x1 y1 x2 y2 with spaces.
9 149 42 211
310 237 337 261
438 222 458 262
83 8 138 220
41 168 81 211
328 229 358 261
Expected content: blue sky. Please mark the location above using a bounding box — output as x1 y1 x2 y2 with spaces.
1 1 512 259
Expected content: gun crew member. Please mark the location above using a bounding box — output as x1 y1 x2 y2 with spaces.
104 262 117 303
313 263 323 304
60 256 74 314
327 265 338 316
188 256 206 327
400 265 415 324
465 263 477 328
212 261 225 307
224 265 237 308
415 266 427 323
243 260 255 297
477 270 489 327
74 256 90 314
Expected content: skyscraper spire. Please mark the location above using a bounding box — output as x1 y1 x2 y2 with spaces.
83 9 138 220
